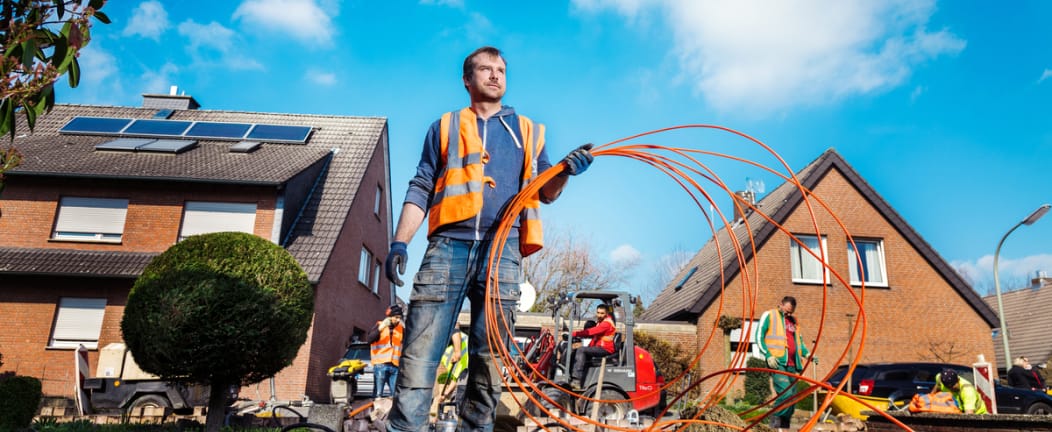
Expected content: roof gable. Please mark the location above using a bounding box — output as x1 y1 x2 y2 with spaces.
983 282 1052 365
642 149 998 327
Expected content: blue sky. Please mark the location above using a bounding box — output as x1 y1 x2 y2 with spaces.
59 0 1052 300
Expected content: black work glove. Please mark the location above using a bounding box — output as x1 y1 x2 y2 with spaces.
385 242 407 287
560 143 594 176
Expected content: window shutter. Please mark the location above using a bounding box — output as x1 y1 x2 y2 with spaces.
54 197 129 234
51 298 107 349
180 201 257 238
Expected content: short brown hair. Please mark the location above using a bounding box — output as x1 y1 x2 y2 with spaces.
463 46 505 81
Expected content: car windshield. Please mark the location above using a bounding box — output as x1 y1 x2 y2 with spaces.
343 344 370 362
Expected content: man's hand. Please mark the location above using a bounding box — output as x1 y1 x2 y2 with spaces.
380 318 392 329
385 242 408 286
561 143 594 176
450 349 462 365
766 356 779 369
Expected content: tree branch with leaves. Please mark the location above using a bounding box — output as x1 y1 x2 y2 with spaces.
523 226 639 313
0 0 109 188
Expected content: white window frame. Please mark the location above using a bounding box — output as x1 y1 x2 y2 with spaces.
848 238 889 287
371 260 381 294
50 297 107 349
179 201 257 241
729 320 762 371
359 248 373 286
374 185 382 217
52 197 129 243
790 234 829 284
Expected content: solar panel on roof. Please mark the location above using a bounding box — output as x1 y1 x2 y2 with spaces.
95 138 154 151
246 124 312 143
60 117 133 134
124 119 193 136
186 122 252 139
138 139 197 153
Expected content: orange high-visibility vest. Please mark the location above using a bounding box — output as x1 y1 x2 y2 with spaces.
370 323 403 366
596 317 616 352
763 308 789 358
428 107 545 256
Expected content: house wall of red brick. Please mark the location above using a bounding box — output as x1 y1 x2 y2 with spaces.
0 275 132 396
691 168 996 399
269 132 393 402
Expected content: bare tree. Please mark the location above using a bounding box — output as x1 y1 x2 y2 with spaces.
524 226 638 313
642 246 694 304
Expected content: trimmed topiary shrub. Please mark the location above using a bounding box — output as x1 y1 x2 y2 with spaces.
0 375 42 431
743 357 771 405
121 232 313 432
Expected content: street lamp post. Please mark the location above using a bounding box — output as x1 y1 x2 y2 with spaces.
993 203 1051 367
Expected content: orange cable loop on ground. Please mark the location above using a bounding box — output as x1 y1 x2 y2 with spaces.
462 124 907 431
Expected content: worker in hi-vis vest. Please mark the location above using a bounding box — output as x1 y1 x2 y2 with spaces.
383 46 594 432
367 304 404 398
755 296 812 432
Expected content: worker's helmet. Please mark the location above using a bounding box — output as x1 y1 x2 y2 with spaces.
386 305 403 317
940 368 959 387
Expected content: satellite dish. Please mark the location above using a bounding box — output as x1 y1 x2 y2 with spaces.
518 281 536 313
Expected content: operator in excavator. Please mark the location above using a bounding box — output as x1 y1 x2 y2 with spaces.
570 304 616 389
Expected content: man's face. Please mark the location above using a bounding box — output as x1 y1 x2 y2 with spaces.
779 301 795 316
464 53 506 103
390 315 401 326
595 308 607 321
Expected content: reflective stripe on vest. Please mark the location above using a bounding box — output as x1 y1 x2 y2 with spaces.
371 323 403 366
764 308 788 358
428 107 545 257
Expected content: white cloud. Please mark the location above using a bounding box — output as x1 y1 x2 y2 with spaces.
1039 69 1052 84
66 42 124 104
952 253 1052 291
575 0 965 115
910 85 926 102
305 68 337 86
140 62 181 95
123 1 169 40
610 244 643 265
233 0 335 45
177 19 263 71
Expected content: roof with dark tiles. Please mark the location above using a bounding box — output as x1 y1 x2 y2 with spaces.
2 103 388 283
0 247 157 278
983 280 1052 366
642 149 999 328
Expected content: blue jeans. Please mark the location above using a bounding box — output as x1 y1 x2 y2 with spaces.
374 363 399 398
387 237 523 432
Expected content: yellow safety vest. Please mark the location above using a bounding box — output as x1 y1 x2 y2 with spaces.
428 107 545 256
763 308 789 358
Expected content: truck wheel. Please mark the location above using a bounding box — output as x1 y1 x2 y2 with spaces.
127 394 171 416
576 388 631 421
524 386 570 419
1027 402 1052 415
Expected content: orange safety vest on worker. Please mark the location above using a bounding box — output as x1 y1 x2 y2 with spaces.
428 107 546 256
370 322 404 366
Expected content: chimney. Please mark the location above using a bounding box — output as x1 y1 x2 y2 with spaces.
732 190 756 222
1032 271 1051 289
142 85 200 110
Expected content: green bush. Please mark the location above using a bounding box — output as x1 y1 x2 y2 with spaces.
794 379 815 410
743 357 770 405
121 232 314 386
0 375 42 432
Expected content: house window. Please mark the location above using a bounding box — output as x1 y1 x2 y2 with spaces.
50 297 107 349
179 201 257 241
52 197 129 242
790 234 828 283
359 248 373 286
848 238 888 287
374 185 382 217
371 259 381 294
729 320 762 371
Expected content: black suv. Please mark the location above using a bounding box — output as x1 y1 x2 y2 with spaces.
826 362 1052 415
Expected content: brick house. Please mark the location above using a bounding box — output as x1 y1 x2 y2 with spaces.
982 273 1052 371
641 149 1000 393
0 93 393 403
